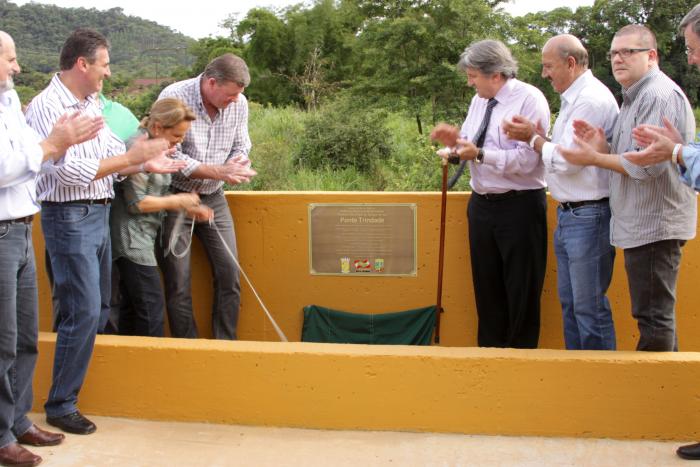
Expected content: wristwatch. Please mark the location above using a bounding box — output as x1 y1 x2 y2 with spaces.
475 148 485 164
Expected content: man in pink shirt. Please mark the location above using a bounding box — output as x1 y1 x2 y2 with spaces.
432 39 550 348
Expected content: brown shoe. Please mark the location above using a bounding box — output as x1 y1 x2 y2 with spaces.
16 425 64 447
0 442 41 467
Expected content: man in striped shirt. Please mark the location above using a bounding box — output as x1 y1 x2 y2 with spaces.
615 7 700 461
158 54 256 340
25 28 179 436
561 25 697 353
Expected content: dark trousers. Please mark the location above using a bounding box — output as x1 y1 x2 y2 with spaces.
624 239 685 351
467 189 547 348
115 257 165 337
0 223 38 447
159 191 241 340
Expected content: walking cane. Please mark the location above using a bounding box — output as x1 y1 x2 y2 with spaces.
434 158 448 344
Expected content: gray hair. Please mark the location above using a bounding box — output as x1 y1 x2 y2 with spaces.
203 53 250 87
680 4 700 36
457 39 518 79
555 44 588 68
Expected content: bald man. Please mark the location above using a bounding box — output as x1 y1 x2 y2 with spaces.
503 34 620 350
0 30 103 466
557 25 696 353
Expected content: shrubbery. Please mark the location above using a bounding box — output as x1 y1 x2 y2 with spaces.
294 98 393 173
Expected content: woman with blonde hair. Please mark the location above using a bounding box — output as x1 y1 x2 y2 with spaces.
111 97 212 336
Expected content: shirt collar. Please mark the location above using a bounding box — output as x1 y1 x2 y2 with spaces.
50 73 98 110
561 69 592 106
493 78 516 103
621 66 660 104
194 74 207 113
0 91 11 112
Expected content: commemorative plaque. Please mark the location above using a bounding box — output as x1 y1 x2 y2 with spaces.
309 203 416 276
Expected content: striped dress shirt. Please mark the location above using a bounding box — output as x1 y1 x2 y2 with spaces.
610 67 697 249
25 74 125 202
158 75 251 195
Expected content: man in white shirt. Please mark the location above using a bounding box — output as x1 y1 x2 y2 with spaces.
25 28 179 437
0 30 103 467
503 34 620 350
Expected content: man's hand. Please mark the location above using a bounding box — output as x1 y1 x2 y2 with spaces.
502 115 542 143
632 117 683 149
186 205 214 222
624 127 677 166
214 160 257 185
454 138 478 161
430 123 460 147
42 112 104 160
559 136 600 166
143 153 187 174
227 154 252 167
572 119 609 153
125 135 171 166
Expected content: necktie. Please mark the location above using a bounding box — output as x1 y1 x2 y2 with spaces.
449 97 498 188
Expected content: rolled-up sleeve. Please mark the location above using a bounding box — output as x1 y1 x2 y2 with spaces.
680 142 700 189
621 91 689 181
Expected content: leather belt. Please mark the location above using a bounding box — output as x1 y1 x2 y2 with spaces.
43 198 111 206
560 197 609 210
0 215 34 225
473 188 544 201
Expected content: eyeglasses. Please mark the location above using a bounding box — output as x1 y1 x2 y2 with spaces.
606 48 651 60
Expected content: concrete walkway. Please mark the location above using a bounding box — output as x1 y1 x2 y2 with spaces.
28 414 689 467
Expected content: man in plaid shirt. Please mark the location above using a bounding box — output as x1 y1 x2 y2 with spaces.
159 54 256 340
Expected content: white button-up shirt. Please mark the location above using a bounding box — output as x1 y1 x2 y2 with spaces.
0 89 42 220
541 70 619 202
25 74 125 202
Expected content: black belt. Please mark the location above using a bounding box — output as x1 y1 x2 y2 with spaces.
560 197 609 210
473 188 544 201
43 198 111 206
0 215 34 225
172 187 220 198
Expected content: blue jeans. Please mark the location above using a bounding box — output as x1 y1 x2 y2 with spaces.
0 222 38 447
554 203 616 350
41 203 111 417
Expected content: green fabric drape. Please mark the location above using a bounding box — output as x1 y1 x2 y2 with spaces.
302 304 436 345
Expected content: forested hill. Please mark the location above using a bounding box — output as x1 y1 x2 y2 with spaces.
0 0 195 76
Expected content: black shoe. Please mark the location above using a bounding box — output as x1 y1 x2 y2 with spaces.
46 411 97 435
678 442 700 460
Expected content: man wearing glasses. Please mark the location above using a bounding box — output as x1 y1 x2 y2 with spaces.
560 24 696 353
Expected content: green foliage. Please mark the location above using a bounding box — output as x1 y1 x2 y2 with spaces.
238 103 450 192
294 98 393 173
0 0 195 78
8 0 700 192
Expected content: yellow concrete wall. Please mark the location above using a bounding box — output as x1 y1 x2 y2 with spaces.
32 333 700 440
32 192 700 350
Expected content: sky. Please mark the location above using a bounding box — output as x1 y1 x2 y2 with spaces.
13 0 595 39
